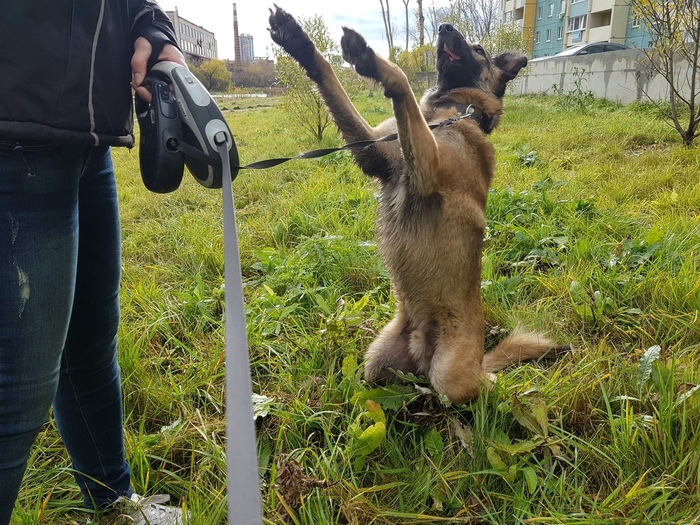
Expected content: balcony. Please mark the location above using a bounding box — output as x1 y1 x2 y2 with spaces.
588 25 612 42
590 0 614 13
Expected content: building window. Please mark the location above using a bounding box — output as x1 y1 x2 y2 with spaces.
537 6 543 19
504 10 513 22
549 3 555 16
632 14 641 27
546 29 551 41
535 31 541 44
560 0 566 13
568 14 587 31
557 26 564 39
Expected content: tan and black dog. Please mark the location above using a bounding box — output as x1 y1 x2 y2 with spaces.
269 6 563 403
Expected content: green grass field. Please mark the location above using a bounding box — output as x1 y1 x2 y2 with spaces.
11 92 700 524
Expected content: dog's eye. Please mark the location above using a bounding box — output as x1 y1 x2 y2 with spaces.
474 46 485 56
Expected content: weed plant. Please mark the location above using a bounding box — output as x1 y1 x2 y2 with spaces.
11 93 700 524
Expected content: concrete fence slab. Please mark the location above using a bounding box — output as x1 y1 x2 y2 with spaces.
513 49 698 105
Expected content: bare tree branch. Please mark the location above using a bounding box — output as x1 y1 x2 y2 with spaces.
443 0 499 43
402 0 410 51
379 0 395 54
417 0 425 47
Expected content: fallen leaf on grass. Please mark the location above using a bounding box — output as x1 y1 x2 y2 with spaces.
275 453 329 509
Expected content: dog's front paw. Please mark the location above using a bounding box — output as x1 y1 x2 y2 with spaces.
268 6 317 72
341 28 379 80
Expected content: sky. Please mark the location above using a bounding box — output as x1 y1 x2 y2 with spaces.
157 1 448 60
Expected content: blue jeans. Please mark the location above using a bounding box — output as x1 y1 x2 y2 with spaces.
0 141 132 524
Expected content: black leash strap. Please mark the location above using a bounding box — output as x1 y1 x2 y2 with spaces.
231 107 476 171
233 132 398 170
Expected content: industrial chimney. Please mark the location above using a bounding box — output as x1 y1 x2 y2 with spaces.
233 3 241 62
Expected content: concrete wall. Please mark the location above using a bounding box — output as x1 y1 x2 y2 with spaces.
512 49 698 105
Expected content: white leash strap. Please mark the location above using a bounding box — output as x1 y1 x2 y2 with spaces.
216 132 264 525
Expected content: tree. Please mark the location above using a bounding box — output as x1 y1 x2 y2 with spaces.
402 0 410 52
396 44 436 88
192 59 232 92
416 0 425 47
423 4 450 45
379 0 395 57
632 0 700 145
273 15 337 142
443 0 499 43
481 21 531 56
228 59 276 88
403 0 502 52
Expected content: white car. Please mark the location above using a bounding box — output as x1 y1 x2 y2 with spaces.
531 42 630 61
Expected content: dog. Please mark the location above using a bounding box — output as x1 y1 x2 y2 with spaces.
268 6 564 403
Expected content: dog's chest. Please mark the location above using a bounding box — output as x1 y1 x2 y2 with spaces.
376 174 485 264
379 180 444 236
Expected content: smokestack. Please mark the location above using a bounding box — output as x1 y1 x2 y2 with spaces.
233 3 241 62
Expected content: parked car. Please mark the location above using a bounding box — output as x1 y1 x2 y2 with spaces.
531 42 630 61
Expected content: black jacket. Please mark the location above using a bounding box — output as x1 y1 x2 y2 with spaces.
0 0 178 148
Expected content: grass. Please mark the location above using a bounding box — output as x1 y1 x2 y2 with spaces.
11 92 700 524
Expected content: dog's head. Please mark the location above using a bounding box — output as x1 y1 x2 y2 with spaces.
436 24 527 99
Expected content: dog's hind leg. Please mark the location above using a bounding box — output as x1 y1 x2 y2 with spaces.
363 313 421 384
340 28 440 196
428 323 489 404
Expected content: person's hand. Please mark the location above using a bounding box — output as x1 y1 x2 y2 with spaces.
131 37 187 102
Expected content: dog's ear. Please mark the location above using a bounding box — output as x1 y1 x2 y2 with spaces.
493 53 528 82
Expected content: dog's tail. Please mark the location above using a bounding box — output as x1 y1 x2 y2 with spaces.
482 326 566 373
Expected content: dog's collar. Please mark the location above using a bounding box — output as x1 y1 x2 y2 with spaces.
441 103 498 134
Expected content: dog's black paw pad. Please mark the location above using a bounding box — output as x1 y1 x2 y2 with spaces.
268 7 290 45
341 28 378 80
268 7 306 48
268 6 318 73
340 28 369 64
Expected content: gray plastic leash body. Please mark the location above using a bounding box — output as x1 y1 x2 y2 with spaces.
218 135 264 525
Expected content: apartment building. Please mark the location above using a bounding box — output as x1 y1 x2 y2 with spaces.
166 9 218 61
501 0 652 58
239 34 254 62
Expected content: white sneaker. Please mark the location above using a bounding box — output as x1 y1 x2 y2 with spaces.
89 493 187 525
123 493 187 525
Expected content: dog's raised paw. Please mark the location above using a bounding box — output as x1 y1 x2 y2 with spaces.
268 6 291 46
340 28 367 64
268 6 317 71
341 28 378 80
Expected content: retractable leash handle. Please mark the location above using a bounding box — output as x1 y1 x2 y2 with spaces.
149 61 239 188
135 80 185 193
